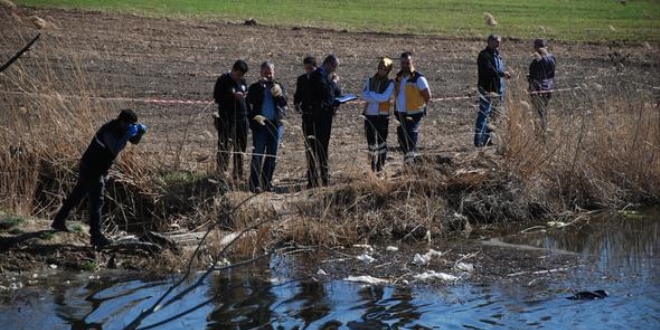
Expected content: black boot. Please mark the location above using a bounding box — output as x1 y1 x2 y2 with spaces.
90 234 113 248
50 221 71 233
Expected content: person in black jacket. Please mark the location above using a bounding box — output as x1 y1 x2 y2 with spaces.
214 60 249 179
246 61 288 193
475 34 510 147
50 109 147 248
306 54 341 187
528 38 556 135
293 56 321 188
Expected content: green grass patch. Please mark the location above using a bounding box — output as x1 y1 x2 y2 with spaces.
40 231 55 240
15 0 660 41
80 260 96 271
0 215 24 231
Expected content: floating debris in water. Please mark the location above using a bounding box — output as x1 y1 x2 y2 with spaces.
567 290 609 300
414 271 459 282
345 275 389 285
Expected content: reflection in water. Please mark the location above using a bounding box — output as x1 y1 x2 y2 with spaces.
1 213 658 329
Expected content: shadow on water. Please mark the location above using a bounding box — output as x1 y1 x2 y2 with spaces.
1 209 659 329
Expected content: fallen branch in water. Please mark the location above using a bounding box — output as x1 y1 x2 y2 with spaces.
507 265 582 277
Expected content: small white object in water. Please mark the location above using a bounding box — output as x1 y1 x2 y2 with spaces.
386 246 399 252
414 271 459 282
49 264 58 269
455 262 474 273
547 221 567 228
353 244 374 252
345 275 389 285
413 253 430 266
317 268 328 276
357 253 376 264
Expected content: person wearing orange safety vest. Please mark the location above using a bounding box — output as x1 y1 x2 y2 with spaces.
361 57 395 173
394 52 431 164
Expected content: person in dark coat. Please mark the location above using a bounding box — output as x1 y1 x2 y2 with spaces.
293 56 320 187
528 38 556 134
214 60 249 180
475 34 511 147
306 54 341 187
246 61 288 193
50 109 147 247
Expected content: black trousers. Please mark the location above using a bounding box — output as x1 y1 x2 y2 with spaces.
216 115 248 179
302 111 333 187
364 115 389 172
53 170 105 237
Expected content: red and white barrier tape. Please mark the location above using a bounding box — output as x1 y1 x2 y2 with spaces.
0 86 581 107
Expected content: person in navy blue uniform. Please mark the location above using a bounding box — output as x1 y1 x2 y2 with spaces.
475 34 511 147
306 54 341 187
51 109 147 247
246 61 288 193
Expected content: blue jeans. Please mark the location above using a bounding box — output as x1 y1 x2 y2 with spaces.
474 92 503 147
396 112 423 162
249 123 283 191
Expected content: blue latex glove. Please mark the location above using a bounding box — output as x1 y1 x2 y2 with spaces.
127 123 148 138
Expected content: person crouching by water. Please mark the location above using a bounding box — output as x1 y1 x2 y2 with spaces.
360 57 395 173
214 60 249 180
394 51 431 164
50 109 147 248
246 61 288 193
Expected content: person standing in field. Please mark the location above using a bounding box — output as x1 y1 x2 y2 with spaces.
360 57 395 173
528 38 556 135
51 109 147 248
306 54 341 187
394 51 431 164
475 34 511 147
293 56 320 188
246 61 288 193
214 60 249 180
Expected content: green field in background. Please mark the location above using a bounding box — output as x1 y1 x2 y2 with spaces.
14 0 660 41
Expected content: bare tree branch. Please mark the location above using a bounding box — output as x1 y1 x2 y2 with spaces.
121 193 290 330
0 33 40 73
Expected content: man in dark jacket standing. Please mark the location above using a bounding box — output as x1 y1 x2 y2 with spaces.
475 34 510 147
51 109 147 247
214 60 249 179
306 54 341 187
293 56 319 187
246 61 288 193
528 38 556 134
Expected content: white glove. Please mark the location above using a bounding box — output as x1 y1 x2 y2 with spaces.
270 84 283 98
253 115 266 126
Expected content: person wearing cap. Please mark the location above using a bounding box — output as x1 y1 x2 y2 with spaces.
51 109 147 248
306 54 341 187
475 34 511 147
394 51 431 164
528 38 556 135
214 60 249 180
361 57 395 173
246 61 288 193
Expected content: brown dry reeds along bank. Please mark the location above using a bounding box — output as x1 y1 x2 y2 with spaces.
1 13 659 260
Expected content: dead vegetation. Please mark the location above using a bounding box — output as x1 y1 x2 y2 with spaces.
1 8 659 272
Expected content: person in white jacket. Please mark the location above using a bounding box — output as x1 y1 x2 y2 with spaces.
361 57 395 173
